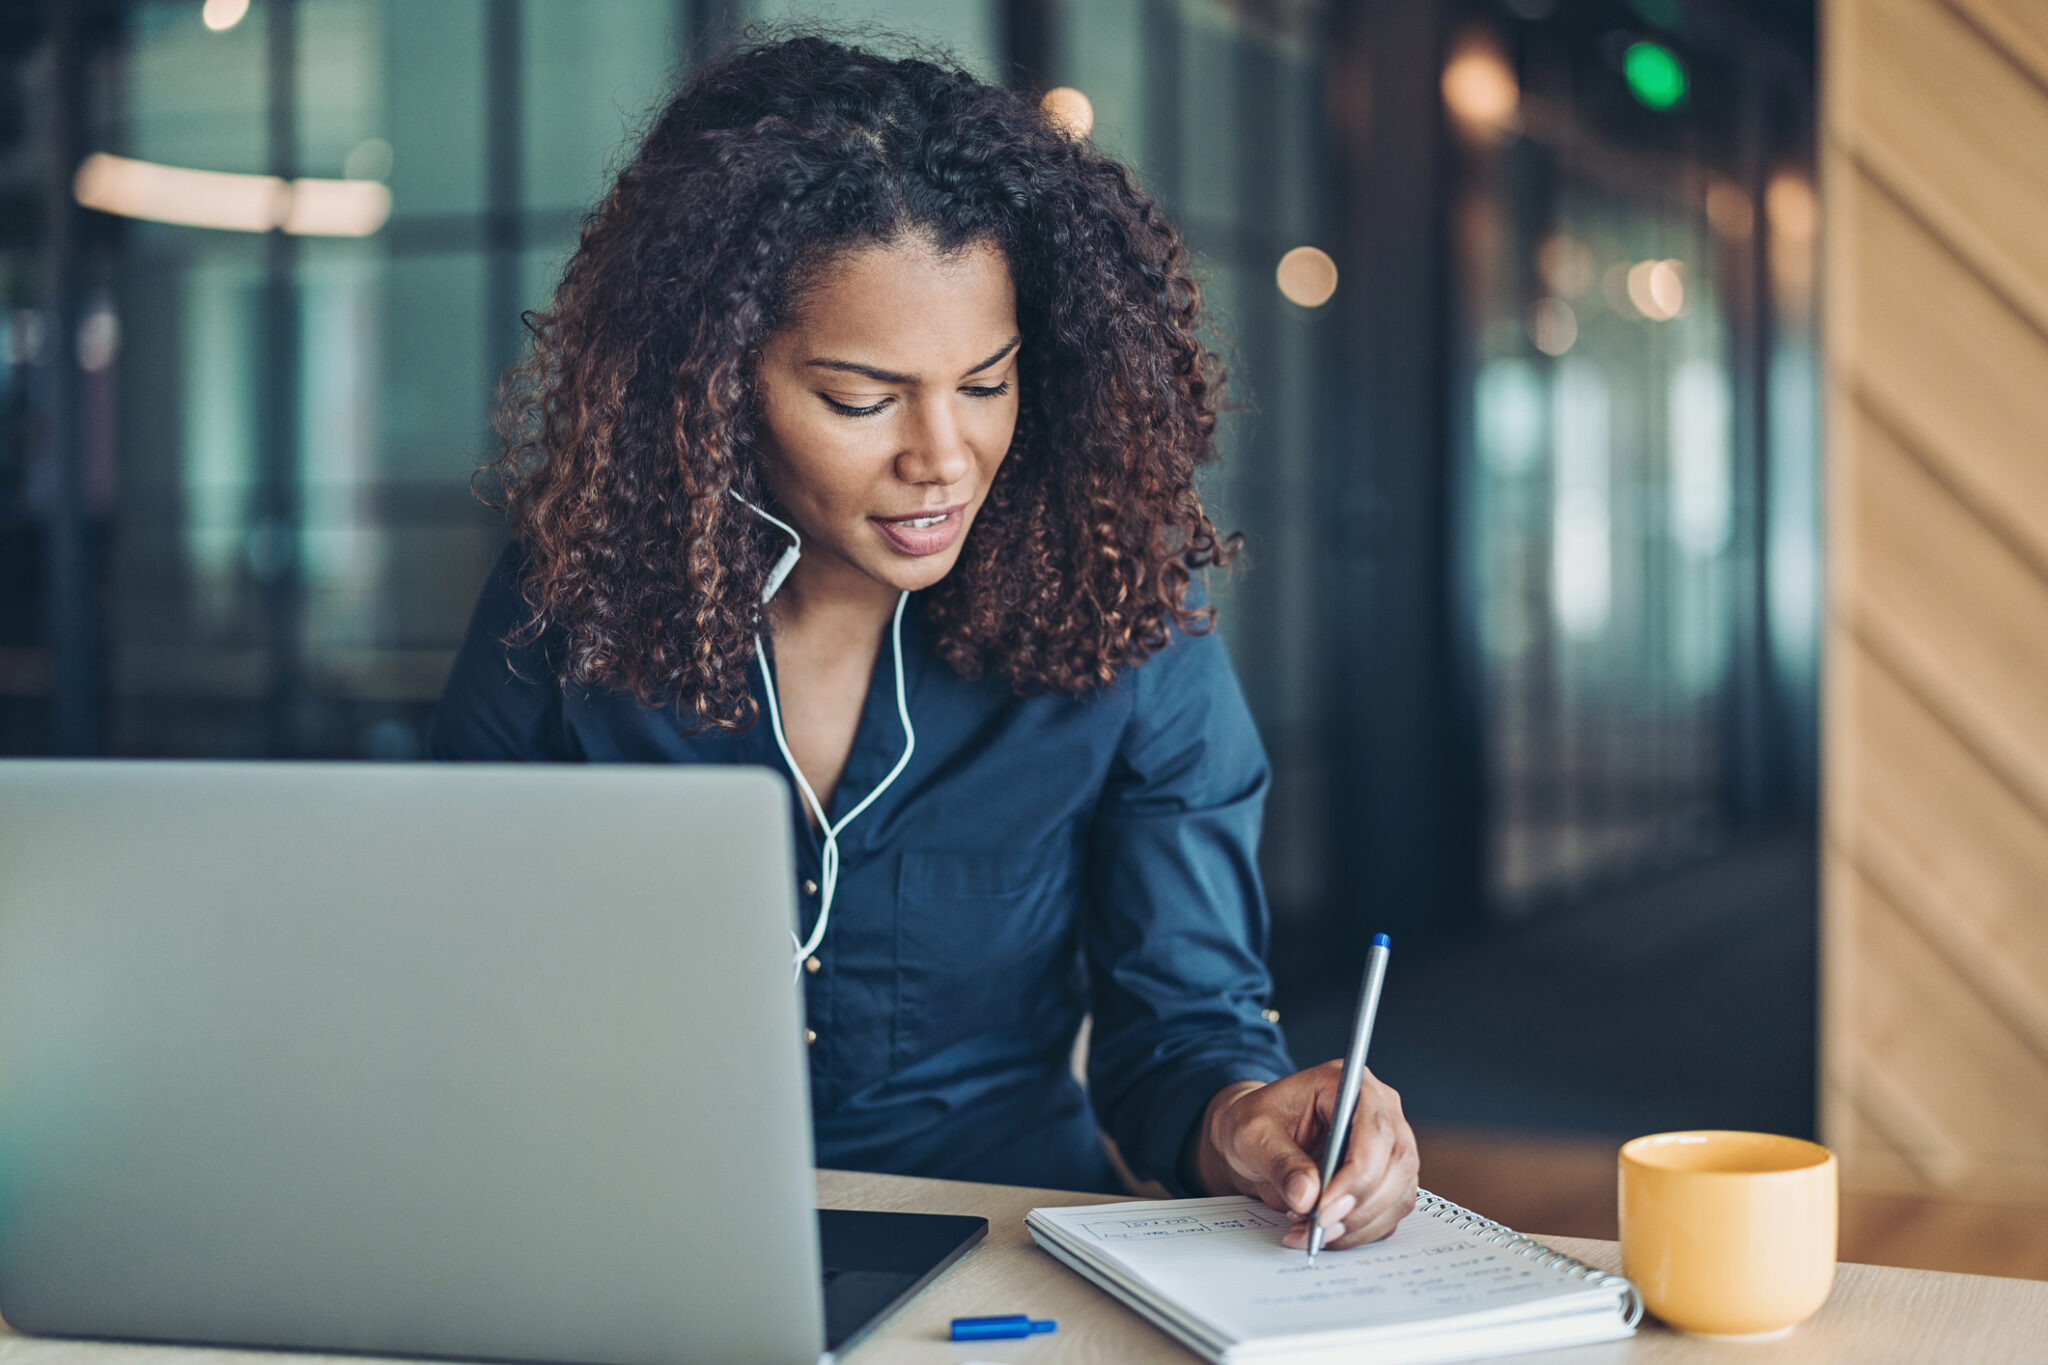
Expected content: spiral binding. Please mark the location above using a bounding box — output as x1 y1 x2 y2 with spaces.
1414 1189 1646 1328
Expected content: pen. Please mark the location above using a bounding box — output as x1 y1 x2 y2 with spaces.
950 1315 1056 1341
1307 931 1392 1264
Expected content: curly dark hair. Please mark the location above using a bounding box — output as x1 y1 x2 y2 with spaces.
485 31 1238 730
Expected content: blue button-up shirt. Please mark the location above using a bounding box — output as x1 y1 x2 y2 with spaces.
427 546 1296 1194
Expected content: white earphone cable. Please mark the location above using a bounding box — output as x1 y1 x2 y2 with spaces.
756 589 916 980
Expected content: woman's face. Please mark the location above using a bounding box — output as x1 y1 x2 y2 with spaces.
755 235 1020 599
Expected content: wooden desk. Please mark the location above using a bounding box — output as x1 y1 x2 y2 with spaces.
819 1170 2048 1364
4 1170 2044 1365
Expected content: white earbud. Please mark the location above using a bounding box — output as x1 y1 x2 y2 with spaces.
729 489 803 604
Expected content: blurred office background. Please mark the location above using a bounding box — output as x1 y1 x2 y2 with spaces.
5 0 2042 1276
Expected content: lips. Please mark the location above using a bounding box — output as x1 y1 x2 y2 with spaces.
870 503 967 557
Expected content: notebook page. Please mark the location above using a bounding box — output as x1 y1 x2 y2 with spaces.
1031 1197 1618 1345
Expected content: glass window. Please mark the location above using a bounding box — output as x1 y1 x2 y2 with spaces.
385 1 486 219
1449 7 1819 915
752 0 1001 79
1052 0 1148 172
521 0 679 213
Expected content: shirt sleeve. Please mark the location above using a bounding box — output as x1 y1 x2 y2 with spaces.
425 541 574 761
1083 614 1297 1194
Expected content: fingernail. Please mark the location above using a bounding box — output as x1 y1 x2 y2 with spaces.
1322 1194 1356 1226
1287 1174 1314 1209
1324 1222 1345 1242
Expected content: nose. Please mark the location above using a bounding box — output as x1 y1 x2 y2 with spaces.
894 396 974 489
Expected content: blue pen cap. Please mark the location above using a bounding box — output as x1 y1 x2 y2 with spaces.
1371 932 1391 948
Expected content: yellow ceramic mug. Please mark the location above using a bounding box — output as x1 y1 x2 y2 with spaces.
1618 1131 1837 1339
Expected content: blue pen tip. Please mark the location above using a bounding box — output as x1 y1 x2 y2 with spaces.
1032 1320 1057 1333
1371 932 1391 948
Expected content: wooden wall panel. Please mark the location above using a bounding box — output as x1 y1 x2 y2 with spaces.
1843 409 2048 810
1950 0 2048 88
1839 0 2048 314
1820 851 1958 1197
1838 172 2048 571
1831 634 2048 1074
1841 861 2048 1201
1823 0 2048 1207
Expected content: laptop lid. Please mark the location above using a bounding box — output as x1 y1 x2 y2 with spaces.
0 760 826 1365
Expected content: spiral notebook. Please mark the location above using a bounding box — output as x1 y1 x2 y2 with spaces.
1027 1191 1643 1365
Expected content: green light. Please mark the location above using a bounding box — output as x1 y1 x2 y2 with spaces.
1624 41 1688 111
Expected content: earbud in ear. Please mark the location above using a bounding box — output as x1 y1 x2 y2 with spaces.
762 543 801 604
728 489 804 605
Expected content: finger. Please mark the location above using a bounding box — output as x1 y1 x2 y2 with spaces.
1248 1180 1290 1213
1323 1096 1399 1208
1254 1188 1317 1223
1301 1059 1349 1138
1257 1184 1316 1221
1279 1194 1357 1249
1243 1172 1306 1220
1327 1143 1419 1248
1317 1192 1356 1230
1327 1203 1402 1250
1334 1191 1409 1246
1322 1183 1400 1247
1281 1193 1354 1240
1283 1220 1346 1249
1345 1129 1418 1227
1239 1115 1324 1215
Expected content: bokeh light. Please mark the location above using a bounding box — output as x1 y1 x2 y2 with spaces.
1767 173 1818 306
73 153 392 237
1766 172 1818 241
1622 41 1688 111
1040 87 1094 140
1624 259 1685 320
77 306 120 374
202 0 249 32
1706 179 1754 241
1551 360 1612 639
1527 297 1578 355
1442 38 1518 130
1276 246 1339 308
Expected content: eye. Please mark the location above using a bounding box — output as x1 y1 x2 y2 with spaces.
822 394 890 418
962 380 1012 399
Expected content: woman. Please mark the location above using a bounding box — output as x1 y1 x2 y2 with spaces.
429 33 1417 1251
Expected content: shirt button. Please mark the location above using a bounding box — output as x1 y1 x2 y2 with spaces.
802 878 819 896
804 1028 818 1045
1261 1008 1282 1023
804 956 822 974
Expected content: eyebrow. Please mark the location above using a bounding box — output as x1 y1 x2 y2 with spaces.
805 335 1021 386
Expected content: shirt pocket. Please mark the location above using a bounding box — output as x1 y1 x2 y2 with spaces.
893 838 1077 1069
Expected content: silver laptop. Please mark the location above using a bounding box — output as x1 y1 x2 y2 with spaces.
0 761 982 1365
